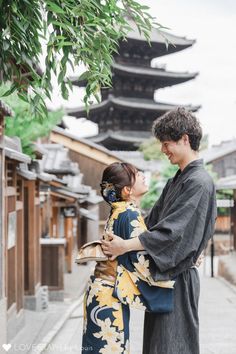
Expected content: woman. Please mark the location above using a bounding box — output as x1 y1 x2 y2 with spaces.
82 162 174 354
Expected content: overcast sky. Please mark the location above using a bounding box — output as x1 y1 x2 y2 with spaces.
144 0 236 146
50 0 236 147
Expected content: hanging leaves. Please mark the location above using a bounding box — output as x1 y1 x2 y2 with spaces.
0 0 164 119
0 84 64 157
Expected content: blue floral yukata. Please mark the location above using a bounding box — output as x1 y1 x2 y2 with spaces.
82 201 174 354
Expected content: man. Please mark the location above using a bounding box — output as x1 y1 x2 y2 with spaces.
102 107 217 354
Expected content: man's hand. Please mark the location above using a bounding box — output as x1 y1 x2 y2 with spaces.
101 232 127 261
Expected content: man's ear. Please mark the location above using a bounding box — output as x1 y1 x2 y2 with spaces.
182 134 190 145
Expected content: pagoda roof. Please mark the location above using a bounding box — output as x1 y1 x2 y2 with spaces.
112 62 197 80
115 20 196 61
66 96 200 119
127 20 195 47
89 130 151 151
70 63 198 88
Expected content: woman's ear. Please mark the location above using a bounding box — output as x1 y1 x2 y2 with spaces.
122 186 132 199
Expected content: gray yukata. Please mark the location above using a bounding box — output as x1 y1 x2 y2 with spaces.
139 159 217 354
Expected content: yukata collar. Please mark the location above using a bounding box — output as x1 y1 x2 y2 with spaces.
173 158 204 182
183 158 203 171
111 201 136 209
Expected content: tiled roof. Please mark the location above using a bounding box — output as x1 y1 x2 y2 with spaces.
70 63 198 87
66 95 200 118
201 139 236 163
39 143 80 175
125 18 195 46
216 174 236 190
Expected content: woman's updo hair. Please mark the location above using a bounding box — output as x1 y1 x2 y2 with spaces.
100 162 137 204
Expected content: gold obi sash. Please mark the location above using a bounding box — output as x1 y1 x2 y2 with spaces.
94 259 117 283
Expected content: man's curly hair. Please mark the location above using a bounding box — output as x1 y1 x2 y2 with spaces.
152 107 202 151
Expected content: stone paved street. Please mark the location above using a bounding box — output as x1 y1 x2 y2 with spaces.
41 274 236 354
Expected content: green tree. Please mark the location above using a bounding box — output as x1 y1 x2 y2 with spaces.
0 84 63 157
140 177 162 210
141 161 178 210
139 137 179 210
200 134 209 151
139 138 163 160
139 137 215 211
0 0 163 118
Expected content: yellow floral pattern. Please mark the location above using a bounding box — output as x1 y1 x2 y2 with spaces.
130 215 147 238
110 202 175 311
94 318 120 342
82 201 174 353
115 265 141 304
99 340 124 354
109 201 128 221
112 304 124 331
83 276 130 353
96 284 119 308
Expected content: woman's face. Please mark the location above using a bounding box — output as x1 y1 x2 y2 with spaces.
131 170 149 198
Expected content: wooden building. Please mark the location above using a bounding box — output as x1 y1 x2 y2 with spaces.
3 136 42 340
0 132 103 342
50 127 131 231
67 20 199 150
201 140 236 235
0 101 12 348
201 139 236 178
216 176 236 250
39 177 80 300
31 143 102 300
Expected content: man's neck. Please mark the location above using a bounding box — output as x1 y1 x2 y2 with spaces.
178 152 199 171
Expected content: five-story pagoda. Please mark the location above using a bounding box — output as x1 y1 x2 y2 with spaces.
67 20 199 151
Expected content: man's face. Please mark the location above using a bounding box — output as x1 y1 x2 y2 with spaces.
160 136 189 165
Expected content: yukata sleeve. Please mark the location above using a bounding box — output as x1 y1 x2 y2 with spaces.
139 178 216 280
119 209 174 289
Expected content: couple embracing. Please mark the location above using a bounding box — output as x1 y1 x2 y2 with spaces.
81 107 217 354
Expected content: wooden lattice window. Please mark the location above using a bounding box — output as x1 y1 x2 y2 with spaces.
6 161 15 187
16 178 23 201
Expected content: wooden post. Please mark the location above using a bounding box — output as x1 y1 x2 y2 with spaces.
232 190 236 251
0 114 4 299
16 177 24 312
24 180 37 295
50 203 58 238
64 217 73 273
35 181 41 285
6 161 17 310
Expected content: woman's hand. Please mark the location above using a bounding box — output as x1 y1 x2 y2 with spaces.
101 232 127 261
195 252 204 268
